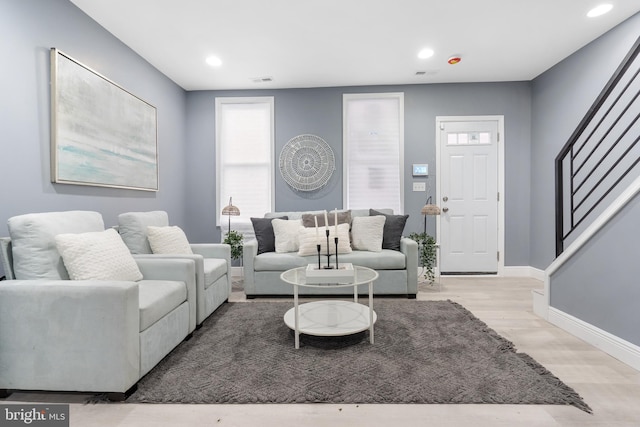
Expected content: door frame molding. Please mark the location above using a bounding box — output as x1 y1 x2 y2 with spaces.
435 115 505 275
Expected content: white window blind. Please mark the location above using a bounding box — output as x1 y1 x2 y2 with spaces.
343 93 404 214
215 97 274 238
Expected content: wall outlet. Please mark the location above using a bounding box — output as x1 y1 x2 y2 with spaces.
413 182 426 192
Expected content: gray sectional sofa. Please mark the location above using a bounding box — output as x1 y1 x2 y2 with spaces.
243 209 418 298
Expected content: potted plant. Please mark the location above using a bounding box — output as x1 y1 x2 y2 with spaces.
408 232 437 283
223 230 244 262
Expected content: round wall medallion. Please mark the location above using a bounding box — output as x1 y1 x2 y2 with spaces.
279 134 335 192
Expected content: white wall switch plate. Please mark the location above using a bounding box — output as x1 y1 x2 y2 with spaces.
413 182 426 192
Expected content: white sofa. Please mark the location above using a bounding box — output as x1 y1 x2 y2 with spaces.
0 211 197 400
243 209 418 298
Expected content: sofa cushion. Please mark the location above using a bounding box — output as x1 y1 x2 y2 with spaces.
138 280 187 331
203 258 228 289
297 223 351 256
7 211 105 280
370 209 409 251
342 249 407 269
118 211 169 254
253 249 406 271
55 229 143 281
272 219 302 253
302 210 351 228
351 215 385 252
147 226 193 255
265 211 323 221
250 216 288 255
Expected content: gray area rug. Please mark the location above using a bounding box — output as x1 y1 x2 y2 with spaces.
126 300 591 412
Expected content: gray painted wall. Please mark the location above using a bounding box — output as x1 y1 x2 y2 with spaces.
3 0 635 280
0 0 188 276
185 82 533 267
530 12 640 269
533 12 640 347
550 192 640 346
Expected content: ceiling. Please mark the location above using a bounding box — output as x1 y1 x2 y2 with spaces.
70 0 640 91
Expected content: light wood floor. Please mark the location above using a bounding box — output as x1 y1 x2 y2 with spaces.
4 276 640 426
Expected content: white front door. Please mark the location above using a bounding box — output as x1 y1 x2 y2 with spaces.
437 117 502 274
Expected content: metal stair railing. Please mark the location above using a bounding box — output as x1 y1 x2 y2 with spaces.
555 36 640 256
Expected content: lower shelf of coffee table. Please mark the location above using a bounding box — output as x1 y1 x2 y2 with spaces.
283 300 377 337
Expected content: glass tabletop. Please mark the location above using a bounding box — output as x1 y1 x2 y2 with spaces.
280 264 378 288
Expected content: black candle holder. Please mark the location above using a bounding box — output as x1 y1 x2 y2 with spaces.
334 237 339 269
316 244 321 270
324 229 334 269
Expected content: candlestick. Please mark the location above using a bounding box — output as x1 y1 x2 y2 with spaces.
335 237 339 269
314 216 319 244
334 209 338 236
324 210 328 233
316 244 321 270
324 228 333 269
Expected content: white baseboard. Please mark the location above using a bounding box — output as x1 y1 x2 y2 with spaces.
502 266 545 281
548 307 640 372
231 266 244 277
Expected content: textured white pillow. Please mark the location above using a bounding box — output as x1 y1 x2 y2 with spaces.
55 228 143 281
146 226 193 254
351 215 386 252
298 223 352 256
271 219 302 253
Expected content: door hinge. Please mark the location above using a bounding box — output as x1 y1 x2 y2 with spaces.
440 122 445 130
497 192 500 202
497 251 500 261
497 132 500 142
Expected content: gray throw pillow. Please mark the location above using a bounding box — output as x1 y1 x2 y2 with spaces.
251 216 288 254
369 209 409 251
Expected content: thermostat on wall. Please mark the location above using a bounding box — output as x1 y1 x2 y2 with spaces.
412 164 428 176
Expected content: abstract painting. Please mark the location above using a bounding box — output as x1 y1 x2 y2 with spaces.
50 48 158 191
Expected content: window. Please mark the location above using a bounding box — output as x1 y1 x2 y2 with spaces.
215 97 274 237
343 93 404 213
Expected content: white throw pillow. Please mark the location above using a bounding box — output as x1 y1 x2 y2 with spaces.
271 219 302 253
351 215 386 252
55 228 143 281
298 223 352 256
146 226 193 254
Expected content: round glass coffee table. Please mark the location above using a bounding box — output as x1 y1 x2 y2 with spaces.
280 265 378 349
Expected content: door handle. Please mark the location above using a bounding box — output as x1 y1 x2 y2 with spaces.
443 196 448 202
442 207 449 213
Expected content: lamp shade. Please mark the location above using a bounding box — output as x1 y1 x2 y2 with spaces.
421 204 441 215
222 197 240 216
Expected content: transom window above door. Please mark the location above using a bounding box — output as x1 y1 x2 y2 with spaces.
446 132 491 145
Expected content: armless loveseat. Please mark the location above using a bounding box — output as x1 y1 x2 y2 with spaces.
0 211 197 400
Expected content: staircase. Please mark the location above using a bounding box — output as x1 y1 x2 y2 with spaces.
536 36 640 371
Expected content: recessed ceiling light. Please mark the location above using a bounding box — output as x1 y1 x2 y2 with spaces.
417 48 435 59
587 4 613 18
206 56 222 67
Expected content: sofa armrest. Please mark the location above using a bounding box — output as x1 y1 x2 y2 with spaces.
0 280 139 393
242 239 258 295
400 237 419 295
190 243 231 261
135 258 197 332
191 244 232 297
